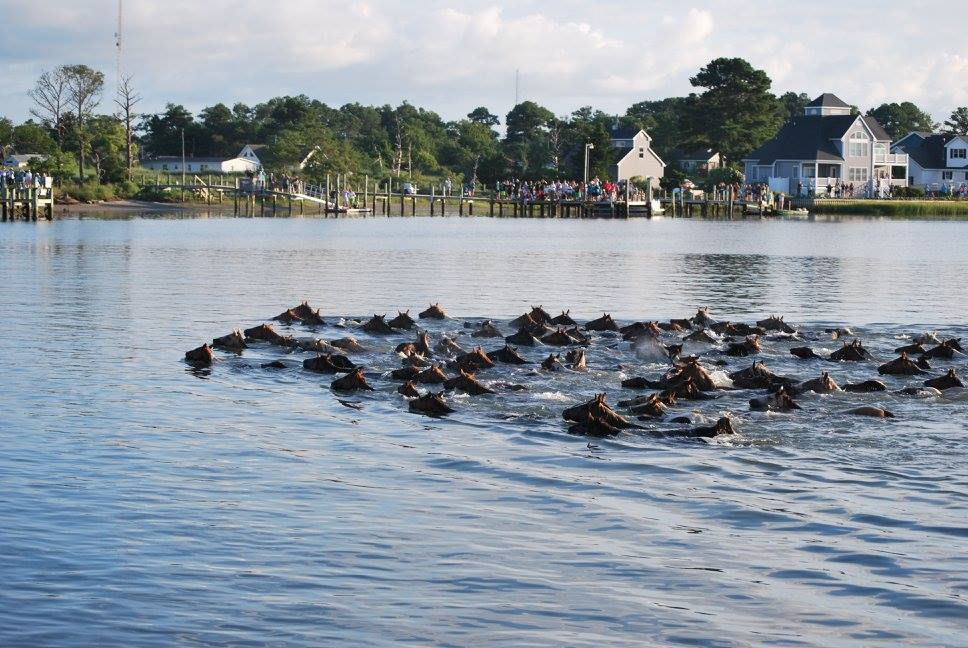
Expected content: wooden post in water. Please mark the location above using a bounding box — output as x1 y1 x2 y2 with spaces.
430 186 435 216
325 174 331 216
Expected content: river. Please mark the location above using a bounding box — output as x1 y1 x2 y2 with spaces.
1 213 966 646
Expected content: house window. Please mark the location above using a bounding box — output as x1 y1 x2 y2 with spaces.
638 147 644 158
848 131 870 157
848 167 869 182
201 164 208 171
942 171 953 180
162 164 168 171
950 148 966 159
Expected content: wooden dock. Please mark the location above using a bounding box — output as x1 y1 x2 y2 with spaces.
1 187 55 221
138 174 780 220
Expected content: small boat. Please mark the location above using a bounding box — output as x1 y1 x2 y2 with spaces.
776 208 810 218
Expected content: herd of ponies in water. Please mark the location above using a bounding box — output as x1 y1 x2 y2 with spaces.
185 302 965 440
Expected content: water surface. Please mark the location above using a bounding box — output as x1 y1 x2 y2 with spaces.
1 214 966 646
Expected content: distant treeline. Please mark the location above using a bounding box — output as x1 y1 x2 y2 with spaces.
4 58 967 187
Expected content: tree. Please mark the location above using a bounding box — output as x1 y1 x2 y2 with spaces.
62 64 105 181
504 101 555 176
88 116 128 183
139 104 197 156
777 91 811 122
684 57 782 164
467 107 499 128
12 122 58 154
0 117 13 159
28 68 70 144
625 97 690 156
114 75 141 180
943 107 968 135
866 102 935 140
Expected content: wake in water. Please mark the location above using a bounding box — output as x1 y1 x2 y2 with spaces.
185 303 966 443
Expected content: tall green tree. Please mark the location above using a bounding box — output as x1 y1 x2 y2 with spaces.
943 107 968 135
139 104 199 156
684 57 782 164
62 64 105 182
504 101 555 176
624 97 690 156
467 107 499 128
866 102 935 140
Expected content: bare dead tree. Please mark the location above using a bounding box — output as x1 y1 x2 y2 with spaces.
391 113 404 177
114 74 141 180
28 68 70 144
547 117 564 176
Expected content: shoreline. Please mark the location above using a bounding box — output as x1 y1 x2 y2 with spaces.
58 199 234 217
49 198 968 221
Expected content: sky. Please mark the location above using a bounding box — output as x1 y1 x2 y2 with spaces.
1 0 965 126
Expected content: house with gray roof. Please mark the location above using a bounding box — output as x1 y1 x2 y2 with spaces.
891 132 968 191
671 147 721 176
609 127 665 182
743 93 908 196
2 153 47 169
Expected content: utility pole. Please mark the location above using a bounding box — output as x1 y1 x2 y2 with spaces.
584 143 595 185
181 128 186 188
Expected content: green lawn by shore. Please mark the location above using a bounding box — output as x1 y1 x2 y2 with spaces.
810 200 968 217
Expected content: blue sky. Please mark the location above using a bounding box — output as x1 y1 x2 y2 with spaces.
1 0 964 125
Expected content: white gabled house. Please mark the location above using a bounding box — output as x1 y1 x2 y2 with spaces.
743 93 908 196
140 144 264 173
609 127 666 182
892 132 968 191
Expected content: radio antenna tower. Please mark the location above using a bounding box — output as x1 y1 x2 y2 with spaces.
114 0 124 85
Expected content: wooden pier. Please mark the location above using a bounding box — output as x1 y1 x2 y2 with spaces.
137 173 781 220
1 187 55 221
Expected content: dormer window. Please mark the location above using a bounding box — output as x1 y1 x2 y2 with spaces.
951 148 967 159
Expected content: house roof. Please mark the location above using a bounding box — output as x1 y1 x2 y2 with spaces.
807 93 850 108
899 133 965 169
673 147 718 161
243 144 267 152
745 114 891 164
144 156 246 164
4 153 47 163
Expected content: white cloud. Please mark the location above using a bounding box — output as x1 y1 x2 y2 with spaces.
0 0 963 126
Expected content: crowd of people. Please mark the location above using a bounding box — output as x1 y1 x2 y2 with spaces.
494 178 652 202
1 168 52 191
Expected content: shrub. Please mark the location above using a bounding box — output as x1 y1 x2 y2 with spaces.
893 186 925 198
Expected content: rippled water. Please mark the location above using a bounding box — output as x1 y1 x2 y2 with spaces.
1 213 967 646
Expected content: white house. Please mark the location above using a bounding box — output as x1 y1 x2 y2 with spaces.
609 127 666 182
892 132 968 191
140 144 263 173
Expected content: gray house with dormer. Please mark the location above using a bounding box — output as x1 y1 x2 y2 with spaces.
743 93 908 196
891 132 968 191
